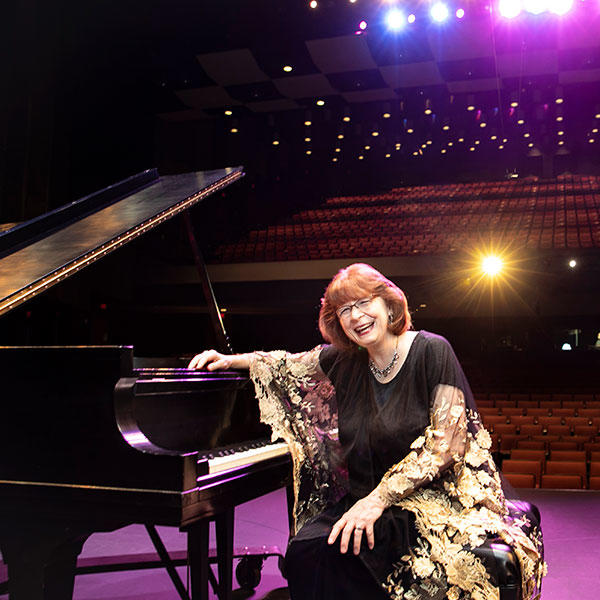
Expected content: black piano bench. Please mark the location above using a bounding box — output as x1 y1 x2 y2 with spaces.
472 500 542 600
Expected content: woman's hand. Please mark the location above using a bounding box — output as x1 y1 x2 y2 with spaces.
188 350 249 371
327 492 387 555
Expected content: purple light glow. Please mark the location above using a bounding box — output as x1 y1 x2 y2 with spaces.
548 0 574 13
359 19 368 29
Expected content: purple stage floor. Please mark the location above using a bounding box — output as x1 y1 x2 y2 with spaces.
1 488 598 599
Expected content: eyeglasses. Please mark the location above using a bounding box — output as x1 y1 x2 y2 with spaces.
336 296 375 320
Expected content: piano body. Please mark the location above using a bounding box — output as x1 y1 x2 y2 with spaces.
0 168 292 600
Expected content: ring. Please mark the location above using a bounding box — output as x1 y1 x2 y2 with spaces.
355 527 364 531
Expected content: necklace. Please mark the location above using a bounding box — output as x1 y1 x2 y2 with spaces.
369 337 400 379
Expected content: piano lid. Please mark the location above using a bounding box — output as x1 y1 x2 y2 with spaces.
0 167 244 317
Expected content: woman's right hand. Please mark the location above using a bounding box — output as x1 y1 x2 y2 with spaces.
187 350 250 371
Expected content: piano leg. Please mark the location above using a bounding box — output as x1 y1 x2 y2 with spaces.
215 510 234 600
186 509 235 600
0 525 88 600
187 520 210 600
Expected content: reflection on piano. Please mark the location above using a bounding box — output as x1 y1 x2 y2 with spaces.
0 168 292 600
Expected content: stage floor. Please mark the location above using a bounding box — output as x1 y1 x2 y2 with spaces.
1 488 598 599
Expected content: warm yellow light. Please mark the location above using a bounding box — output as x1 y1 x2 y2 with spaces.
448 141 453 147
306 150 312 155
469 146 475 151
283 65 293 73
364 145 371 150
230 127 238 133
310 0 318 7
358 155 364 160
491 135 497 140
517 119 524 125
458 137 464 143
426 140 432 145
304 137 311 142
424 108 432 115
332 157 338 162
498 145 504 149
556 98 564 104
480 122 487 128
443 125 450 131
441 149 447 154
407 128 414 133
343 116 351 122
510 101 518 108
316 99 325 106
524 133 530 138
556 116 563 122
385 153 391 158
272 140 279 146
569 259 577 268
482 255 503 276
304 120 312 126
383 112 391 118
337 134 344 139
475 140 480 145
467 105 475 111
335 147 341 152
224 110 233 116
372 131 379 136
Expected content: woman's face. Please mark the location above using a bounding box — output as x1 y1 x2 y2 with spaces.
337 295 391 349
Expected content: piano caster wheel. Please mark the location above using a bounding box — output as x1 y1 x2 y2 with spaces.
236 556 264 590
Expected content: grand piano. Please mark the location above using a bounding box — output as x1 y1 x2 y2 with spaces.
0 168 292 600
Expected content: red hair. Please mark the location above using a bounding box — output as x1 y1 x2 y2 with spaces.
318 263 412 351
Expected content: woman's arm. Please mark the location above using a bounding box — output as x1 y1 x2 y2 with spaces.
187 350 256 371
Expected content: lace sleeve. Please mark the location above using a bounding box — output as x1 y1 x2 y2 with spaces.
374 383 467 506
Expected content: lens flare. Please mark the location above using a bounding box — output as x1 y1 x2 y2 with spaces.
482 255 503 276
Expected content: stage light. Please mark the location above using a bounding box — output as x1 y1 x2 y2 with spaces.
332 157 338 162
556 97 564 104
548 0 573 13
503 138 508 143
590 138 596 143
230 127 238 133
385 153 391 158
412 151 419 156
431 2 450 22
407 128 414 133
337 134 344 139
408 13 416 23
469 146 475 151
558 140 565 145
499 0 522 18
426 140 432 145
558 130 564 135
480 122 487 128
283 65 293 73
335 147 341 152
304 120 312 126
456 8 465 18
491 135 497 140
425 108 432 115
359 20 368 30
306 149 312 155
458 137 464 142
517 119 524 125
272 140 280 146
383 112 391 119
569 259 577 268
528 142 534 147
386 9 406 30
309 0 317 8
467 105 475 111
524 0 547 14
441 149 447 153
561 343 572 351
475 140 480 145
556 116 563 122
524 132 530 137
498 145 504 149
593 128 599 133
510 101 518 108
224 109 233 116
372 131 379 136
364 145 371 150
316 99 325 106
358 155 364 160
482 255 503 276
304 137 311 142
343 116 351 122
448 142 454 146
596 114 600 119
443 125 450 131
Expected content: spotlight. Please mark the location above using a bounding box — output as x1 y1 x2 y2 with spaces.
430 2 450 22
556 116 563 122
407 13 416 23
482 255 503 276
316 99 325 106
385 153 391 158
224 110 233 116
309 0 317 8
343 116 351 122
283 65 293 73
304 120 312 126
272 140 280 146
467 105 475 111
569 259 577 268
371 131 379 136
383 112 391 119
456 8 465 18
548 0 573 13
359 20 368 30
561 343 572 351
337 134 344 139
230 127 238 133
556 97 564 104
407 128 414 133
499 0 522 18
386 9 406 30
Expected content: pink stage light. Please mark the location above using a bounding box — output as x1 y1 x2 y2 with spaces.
456 8 465 18
548 0 574 13
499 0 522 17
359 20 368 29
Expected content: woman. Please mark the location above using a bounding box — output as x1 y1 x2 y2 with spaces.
189 263 545 600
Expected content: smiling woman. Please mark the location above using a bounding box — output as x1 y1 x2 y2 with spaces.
188 263 546 600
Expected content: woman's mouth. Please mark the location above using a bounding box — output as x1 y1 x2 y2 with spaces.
354 322 374 336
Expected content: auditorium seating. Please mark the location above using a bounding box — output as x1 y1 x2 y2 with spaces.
209 174 600 264
477 391 600 489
